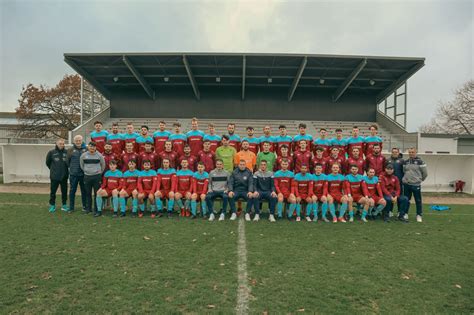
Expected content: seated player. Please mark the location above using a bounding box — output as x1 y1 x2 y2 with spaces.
364 167 387 220
154 158 177 218
197 140 216 173
273 159 297 219
228 160 254 221
311 147 328 174
293 140 312 174
275 145 294 171
326 163 349 223
326 147 345 174
121 142 140 172
379 164 409 222
345 147 365 175
159 140 178 169
252 160 278 222
139 141 159 170
96 160 122 217
119 159 140 217
312 163 328 222
175 159 194 217
137 160 157 218
191 162 209 219
345 164 370 222
292 164 315 222
242 126 260 155
178 144 198 172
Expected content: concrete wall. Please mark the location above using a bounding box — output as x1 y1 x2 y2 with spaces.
3 144 473 194
458 138 474 154
419 136 458 154
110 87 377 121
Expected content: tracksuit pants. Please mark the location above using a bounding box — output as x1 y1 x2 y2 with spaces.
69 175 86 211
403 184 423 216
84 174 102 213
253 191 277 215
49 177 68 206
229 191 253 213
205 191 229 214
383 195 409 218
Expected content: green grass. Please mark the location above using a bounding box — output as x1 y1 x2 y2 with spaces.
0 193 473 314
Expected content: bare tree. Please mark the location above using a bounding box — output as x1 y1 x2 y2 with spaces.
420 80 473 134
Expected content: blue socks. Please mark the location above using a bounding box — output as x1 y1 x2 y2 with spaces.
176 199 184 209
132 198 138 213
329 203 336 218
112 196 119 213
296 204 301 217
374 204 385 216
313 202 319 217
305 203 312 217
362 210 368 219
201 201 207 216
191 200 197 216
119 197 127 213
349 210 354 219
96 196 103 212
339 203 347 218
288 203 296 218
155 198 163 211
321 202 328 218
167 199 174 212
277 202 283 217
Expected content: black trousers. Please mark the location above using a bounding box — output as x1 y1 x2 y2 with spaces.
84 174 102 212
49 177 68 206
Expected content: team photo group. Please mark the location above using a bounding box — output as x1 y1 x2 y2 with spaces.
46 118 428 223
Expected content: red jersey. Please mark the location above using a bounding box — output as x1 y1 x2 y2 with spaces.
152 131 170 154
365 177 384 198
192 172 209 195
326 155 346 174
108 133 124 156
273 170 294 197
292 173 314 198
170 135 187 156
101 170 122 191
326 174 347 196
197 150 216 173
310 156 328 174
178 154 198 172
344 156 366 175
121 170 140 192
158 150 178 169
137 170 157 193
365 154 386 176
120 152 140 172
103 151 119 171
186 130 205 156
275 155 294 171
312 174 328 197
156 169 177 192
293 150 312 173
139 151 159 170
379 173 401 197
347 137 366 159
175 169 194 193
344 174 369 197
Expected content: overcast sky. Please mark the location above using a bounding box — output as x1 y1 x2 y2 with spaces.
1 0 472 131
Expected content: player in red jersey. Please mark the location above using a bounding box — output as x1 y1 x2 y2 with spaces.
364 167 387 220
293 140 312 173
365 143 386 176
243 126 260 154
275 125 293 156
139 141 159 170
312 163 329 222
345 164 370 222
103 142 119 172
159 140 178 169
346 126 366 159
365 124 383 156
204 123 221 153
174 159 194 217
273 159 297 219
170 122 187 156
326 147 346 174
153 120 171 154
330 128 347 158
96 160 122 216
178 144 198 172
123 122 139 153
191 162 209 218
137 160 157 218
311 147 328 174
186 117 205 156
226 123 241 151
345 147 365 175
326 163 349 223
121 142 140 172
275 145 294 171
108 122 124 155
292 164 315 222
154 158 177 218
197 140 216 172
292 123 313 152
89 120 108 153
118 159 140 216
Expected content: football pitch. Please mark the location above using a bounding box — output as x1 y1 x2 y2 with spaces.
0 193 472 314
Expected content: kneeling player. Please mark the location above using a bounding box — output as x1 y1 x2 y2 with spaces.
273 159 296 219
191 162 209 219
154 158 176 218
364 168 387 220
326 163 349 223
96 160 122 217
345 164 370 222
292 164 316 222
312 163 328 222
137 160 157 218
119 159 140 216
175 159 194 217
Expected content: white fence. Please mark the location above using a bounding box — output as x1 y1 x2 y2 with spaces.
1 144 473 194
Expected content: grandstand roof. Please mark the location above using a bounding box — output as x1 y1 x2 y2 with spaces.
64 52 424 103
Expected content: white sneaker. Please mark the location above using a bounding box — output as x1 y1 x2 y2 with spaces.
349 216 354 223
389 211 393 218
305 216 312 222
209 213 215 221
253 214 260 222
244 213 251 221
230 213 237 221
219 213 225 221
313 216 318 222
403 213 409 220
416 215 423 223
269 214 276 222
362 217 368 223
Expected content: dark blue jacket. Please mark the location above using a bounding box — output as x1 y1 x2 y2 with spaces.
46 145 68 181
387 153 404 183
67 143 87 176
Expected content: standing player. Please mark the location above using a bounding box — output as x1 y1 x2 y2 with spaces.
178 144 198 172
153 121 171 155
174 159 194 217
326 147 345 174
292 164 315 222
191 162 209 219
90 121 109 153
204 123 221 153
256 142 277 172
226 123 241 151
96 160 122 217
242 126 260 155
365 124 383 157
139 141 159 170
275 125 293 156
312 164 329 222
137 160 157 218
121 142 140 172
259 125 276 152
313 128 331 157
234 140 257 172
380 164 409 222
292 123 313 152
216 135 236 173
107 122 124 156
169 122 187 156
252 160 278 222
136 125 154 154
330 128 348 158
311 147 328 174
154 158 177 218
345 147 365 175
364 168 387 220
103 142 119 172
273 159 297 219
346 126 366 159
186 117 205 156
345 165 370 222
119 159 140 216
326 163 349 223
197 140 216 172
365 144 386 176
123 122 139 153
275 145 294 171
159 140 178 169
293 140 312 174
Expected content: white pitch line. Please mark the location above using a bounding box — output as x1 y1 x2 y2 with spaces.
236 218 250 315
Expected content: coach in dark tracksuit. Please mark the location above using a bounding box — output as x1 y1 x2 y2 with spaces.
403 148 428 222
228 160 254 217
252 160 277 221
46 138 69 212
80 142 105 214
67 135 87 211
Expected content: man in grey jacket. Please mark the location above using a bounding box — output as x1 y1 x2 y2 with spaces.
228 160 254 221
403 148 428 222
80 142 105 215
206 159 231 221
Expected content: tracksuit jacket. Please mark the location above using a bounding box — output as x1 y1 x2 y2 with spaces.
67 143 87 176
402 157 428 186
228 168 254 193
253 170 275 193
208 168 231 192
46 145 69 181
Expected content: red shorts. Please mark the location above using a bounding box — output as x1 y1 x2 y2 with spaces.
141 190 153 196
104 188 117 196
352 194 364 203
330 193 344 203
124 188 137 196
315 194 325 201
369 195 382 203
157 190 171 198
177 190 191 196
297 194 310 200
